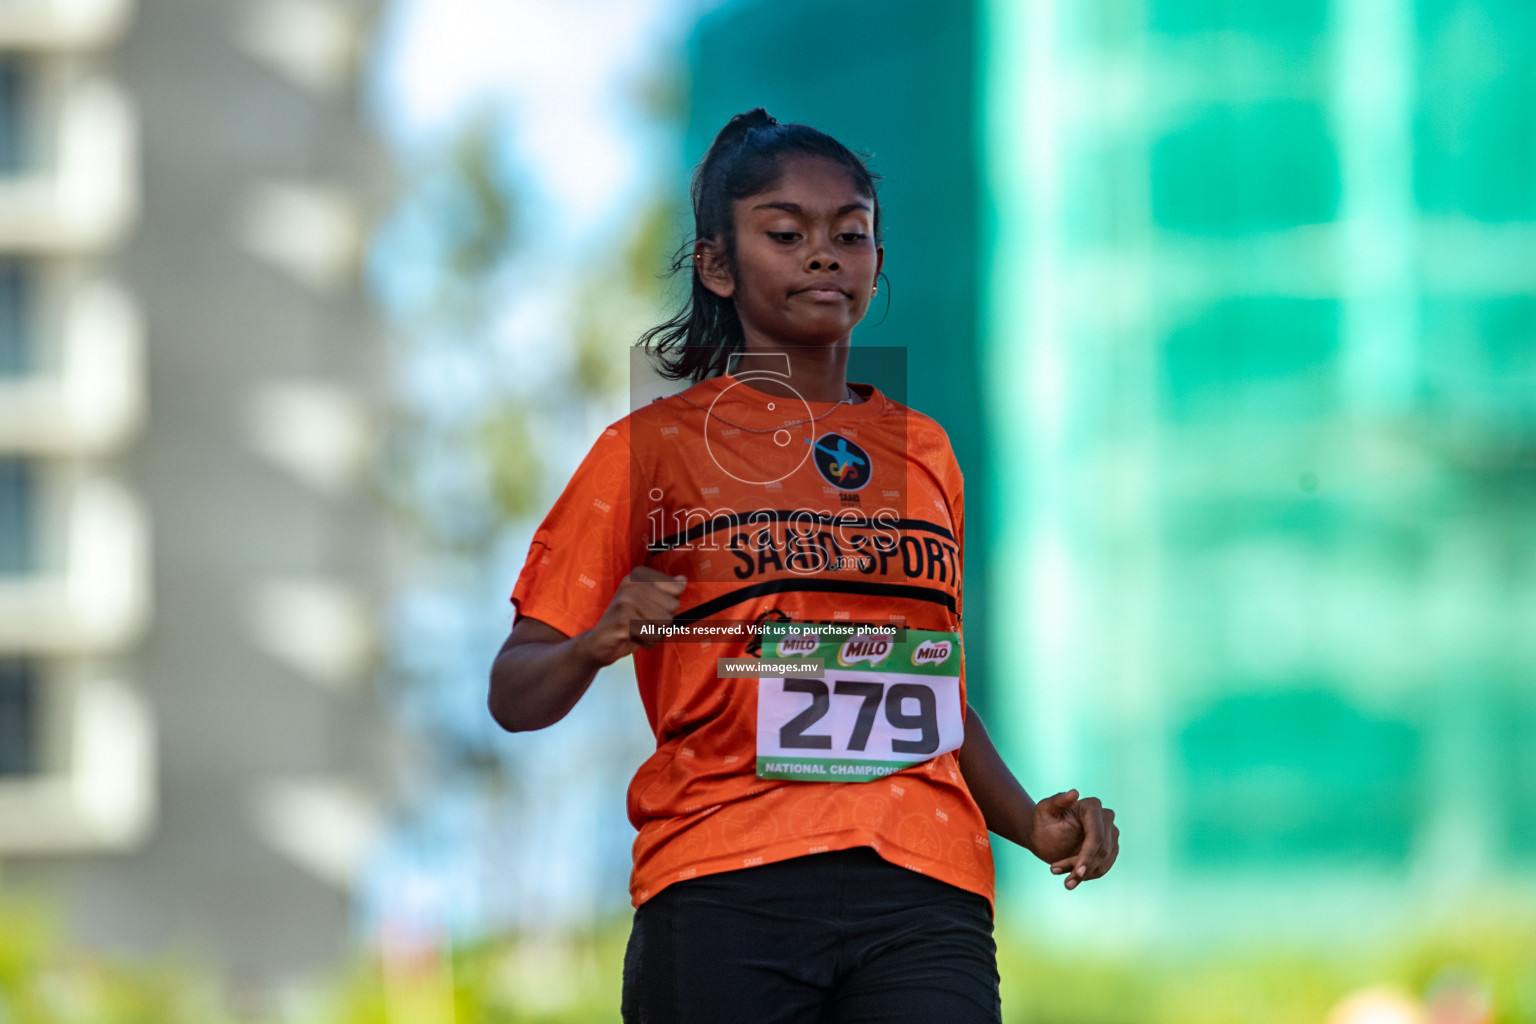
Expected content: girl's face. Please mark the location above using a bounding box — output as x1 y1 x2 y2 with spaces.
698 155 884 349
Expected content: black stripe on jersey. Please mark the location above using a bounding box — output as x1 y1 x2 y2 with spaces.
648 510 954 553
673 579 957 623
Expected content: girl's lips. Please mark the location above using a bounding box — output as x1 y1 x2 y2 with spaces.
795 287 847 300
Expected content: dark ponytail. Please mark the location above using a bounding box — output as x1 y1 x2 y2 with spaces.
638 108 883 383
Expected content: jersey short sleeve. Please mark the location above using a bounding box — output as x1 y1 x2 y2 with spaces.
510 419 642 639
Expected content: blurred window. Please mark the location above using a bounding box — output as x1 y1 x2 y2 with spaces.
0 259 30 376
0 459 33 575
1147 0 1329 39
1415 1 1536 220
1160 297 1339 421
1178 688 1421 864
1415 81 1536 222
0 660 36 776
1152 102 1339 234
0 58 24 176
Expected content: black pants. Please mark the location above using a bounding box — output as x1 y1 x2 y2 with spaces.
621 846 1001 1024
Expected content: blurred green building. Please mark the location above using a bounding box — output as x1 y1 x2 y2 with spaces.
985 0 1536 944
690 0 1536 945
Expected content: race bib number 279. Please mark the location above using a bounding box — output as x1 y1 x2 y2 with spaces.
755 628 964 783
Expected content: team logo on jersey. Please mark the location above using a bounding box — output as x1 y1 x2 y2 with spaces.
812 432 872 491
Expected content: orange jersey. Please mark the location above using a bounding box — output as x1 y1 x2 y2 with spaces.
509 372 994 908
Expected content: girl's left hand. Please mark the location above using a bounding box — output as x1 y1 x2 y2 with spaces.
1027 789 1119 891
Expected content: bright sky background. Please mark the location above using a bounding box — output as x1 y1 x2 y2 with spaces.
368 0 702 252
364 0 718 423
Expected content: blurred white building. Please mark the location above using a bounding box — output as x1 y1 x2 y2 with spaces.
0 0 395 978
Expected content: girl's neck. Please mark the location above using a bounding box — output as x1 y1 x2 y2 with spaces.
731 337 859 403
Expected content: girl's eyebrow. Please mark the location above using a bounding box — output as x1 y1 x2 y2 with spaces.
750 200 872 216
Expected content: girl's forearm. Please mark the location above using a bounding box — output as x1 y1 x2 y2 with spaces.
957 709 1037 852
488 631 603 732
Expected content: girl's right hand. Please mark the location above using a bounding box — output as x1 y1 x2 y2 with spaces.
575 566 688 667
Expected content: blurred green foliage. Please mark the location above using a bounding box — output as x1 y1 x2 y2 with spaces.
4 886 1534 1023
0 896 230 1024
570 194 683 400
997 917 1536 1024
374 112 677 559
414 110 519 335
476 407 543 525
373 110 541 559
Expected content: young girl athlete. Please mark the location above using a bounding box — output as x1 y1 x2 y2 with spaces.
490 109 1120 1023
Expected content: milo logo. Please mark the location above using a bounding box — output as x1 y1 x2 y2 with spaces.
838 635 892 667
911 639 952 666
781 633 820 656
